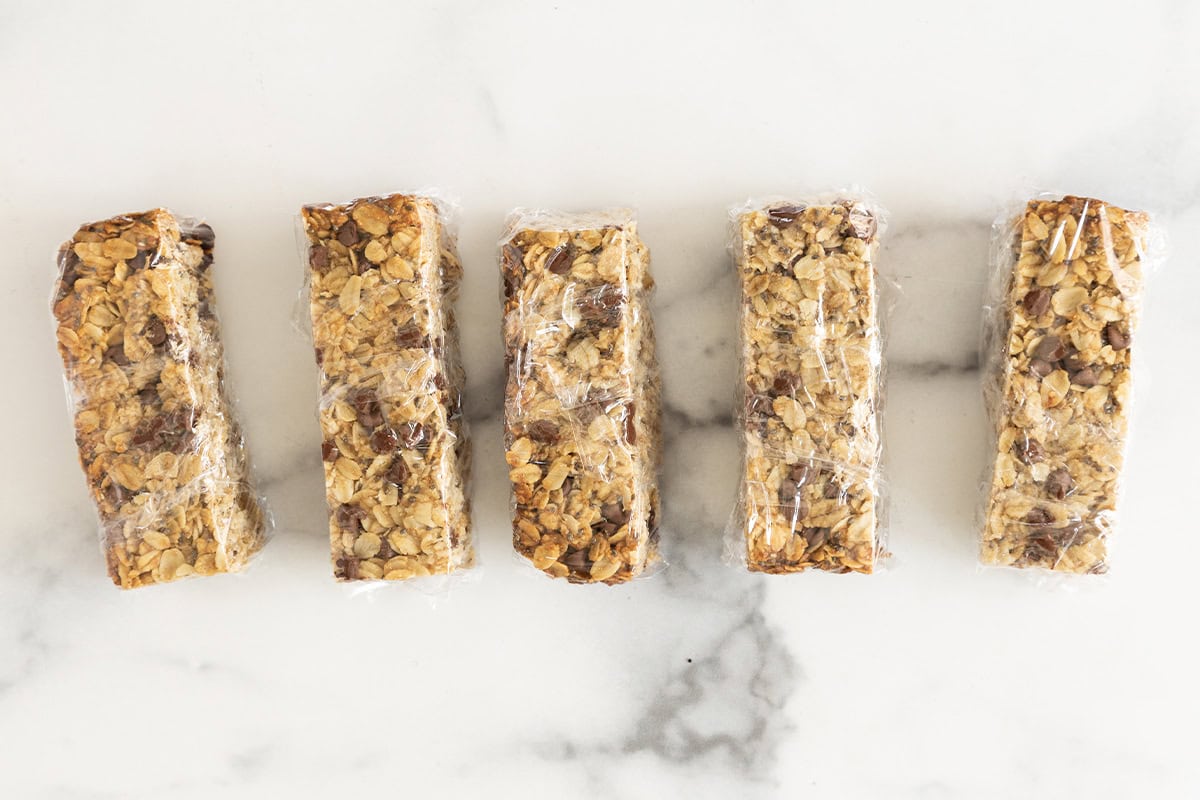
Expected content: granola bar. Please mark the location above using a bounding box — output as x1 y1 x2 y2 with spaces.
981 196 1151 573
733 200 884 574
52 210 266 588
302 194 472 581
500 210 662 584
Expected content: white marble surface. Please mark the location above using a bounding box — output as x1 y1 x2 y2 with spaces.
2 1 1199 797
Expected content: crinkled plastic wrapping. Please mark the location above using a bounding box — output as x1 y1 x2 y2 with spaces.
299 193 474 584
499 208 663 584
979 194 1164 575
726 195 890 574
51 209 270 589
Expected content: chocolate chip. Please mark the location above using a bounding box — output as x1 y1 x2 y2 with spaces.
771 371 801 396
395 325 428 349
746 393 774 417
623 403 637 446
321 440 338 462
1061 348 1087 372
348 389 383 429
338 557 360 580
190 224 215 250
790 463 814 485
398 422 427 449
384 457 409 486
1104 323 1129 351
334 504 364 532
314 347 324 367
822 480 841 500
336 220 359 247
1029 358 1054 377
310 244 330 271
1044 467 1073 500
104 343 129 366
376 538 395 560
559 476 574 497
103 481 128 509
563 549 591 573
1024 507 1053 526
1033 335 1066 362
1026 535 1057 558
1071 367 1097 387
601 502 629 525
370 426 399 454
1023 288 1051 317
844 209 877 240
137 387 158 406
1013 437 1044 465
58 251 79 293
577 286 625 328
526 420 560 443
778 479 798 505
145 318 166 348
804 527 829 552
127 250 147 271
767 204 806 225
545 245 573 275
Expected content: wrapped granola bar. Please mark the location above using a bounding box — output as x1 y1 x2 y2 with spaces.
981 195 1160 573
301 193 473 582
500 209 663 584
729 197 887 574
52 209 268 588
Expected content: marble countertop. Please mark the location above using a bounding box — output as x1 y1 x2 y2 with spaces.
3 1 1199 797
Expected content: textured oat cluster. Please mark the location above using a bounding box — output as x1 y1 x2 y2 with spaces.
734 201 884 574
982 196 1149 573
303 194 472 581
52 210 266 588
500 210 662 584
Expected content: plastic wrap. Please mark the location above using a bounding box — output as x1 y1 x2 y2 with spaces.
727 196 888 574
980 195 1162 574
51 209 269 588
300 193 473 582
499 209 663 584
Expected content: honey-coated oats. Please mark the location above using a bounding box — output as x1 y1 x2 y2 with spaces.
52 210 267 588
732 199 885 574
302 194 473 581
982 196 1154 573
500 210 662 584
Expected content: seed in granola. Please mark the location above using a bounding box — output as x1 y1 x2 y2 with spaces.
526 419 560 443
1104 322 1129 350
767 205 806 225
1044 467 1073 500
370 426 399 453
545 245 573 275
1033 335 1066 361
336 220 359 247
